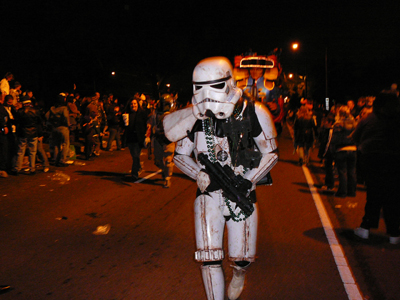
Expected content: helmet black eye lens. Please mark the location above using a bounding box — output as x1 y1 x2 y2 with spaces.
195 85 203 90
211 83 225 89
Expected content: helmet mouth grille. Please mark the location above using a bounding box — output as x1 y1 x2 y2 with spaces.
197 98 222 104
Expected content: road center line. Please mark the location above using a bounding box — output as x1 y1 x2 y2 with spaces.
302 165 363 300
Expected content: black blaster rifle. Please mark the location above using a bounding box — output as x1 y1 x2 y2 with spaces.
197 153 254 216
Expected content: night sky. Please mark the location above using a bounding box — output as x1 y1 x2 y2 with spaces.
2 0 399 105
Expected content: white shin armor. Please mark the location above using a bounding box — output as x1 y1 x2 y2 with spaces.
201 264 225 300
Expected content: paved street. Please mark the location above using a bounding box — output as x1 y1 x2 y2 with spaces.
1 125 399 300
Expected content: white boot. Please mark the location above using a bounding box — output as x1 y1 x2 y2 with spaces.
227 265 247 300
354 227 369 239
201 264 225 300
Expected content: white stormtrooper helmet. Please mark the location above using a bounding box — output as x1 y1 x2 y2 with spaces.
192 56 242 120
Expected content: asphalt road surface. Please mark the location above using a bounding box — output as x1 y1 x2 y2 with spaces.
1 125 399 300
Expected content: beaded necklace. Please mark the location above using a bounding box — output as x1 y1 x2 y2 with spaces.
201 109 251 222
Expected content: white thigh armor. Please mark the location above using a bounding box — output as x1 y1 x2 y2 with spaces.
194 192 258 263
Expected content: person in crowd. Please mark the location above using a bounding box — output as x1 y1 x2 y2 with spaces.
22 90 35 106
388 83 399 96
10 97 43 175
105 103 122 151
354 97 365 119
103 93 114 115
326 106 357 197
382 83 399 97
80 96 92 116
146 95 175 188
45 93 70 167
124 97 147 181
0 92 9 178
145 97 157 159
294 105 317 165
137 94 151 122
36 120 50 173
9 81 22 107
354 98 371 185
318 111 336 191
85 93 101 117
67 95 81 143
112 96 120 109
3 95 18 173
98 96 108 149
74 92 81 113
352 93 400 244
347 99 357 118
82 109 102 160
0 72 13 96
86 92 107 151
356 96 374 121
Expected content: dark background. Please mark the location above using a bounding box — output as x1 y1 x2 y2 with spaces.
2 0 399 107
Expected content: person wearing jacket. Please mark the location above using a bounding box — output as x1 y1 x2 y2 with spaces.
105 104 122 151
352 93 400 244
0 95 18 176
124 97 147 181
45 93 70 167
145 97 175 188
82 109 102 160
294 105 317 165
327 105 357 197
0 92 10 177
10 97 43 175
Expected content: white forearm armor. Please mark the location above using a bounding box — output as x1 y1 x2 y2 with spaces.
174 137 199 181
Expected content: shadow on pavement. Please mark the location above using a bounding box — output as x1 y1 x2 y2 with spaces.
304 227 390 247
276 158 300 166
74 170 133 186
339 229 389 247
303 227 330 244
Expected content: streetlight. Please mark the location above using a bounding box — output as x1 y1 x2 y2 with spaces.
110 71 137 78
291 42 307 98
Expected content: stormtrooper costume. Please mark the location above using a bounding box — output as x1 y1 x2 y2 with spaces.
163 57 278 300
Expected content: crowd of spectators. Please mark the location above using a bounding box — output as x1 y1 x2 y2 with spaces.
2 71 399 242
0 72 162 179
290 84 400 244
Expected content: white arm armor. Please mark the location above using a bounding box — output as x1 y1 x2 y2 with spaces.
173 136 200 181
244 102 278 184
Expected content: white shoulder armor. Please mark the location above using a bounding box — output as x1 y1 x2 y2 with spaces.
163 106 197 142
253 102 278 153
254 102 277 140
